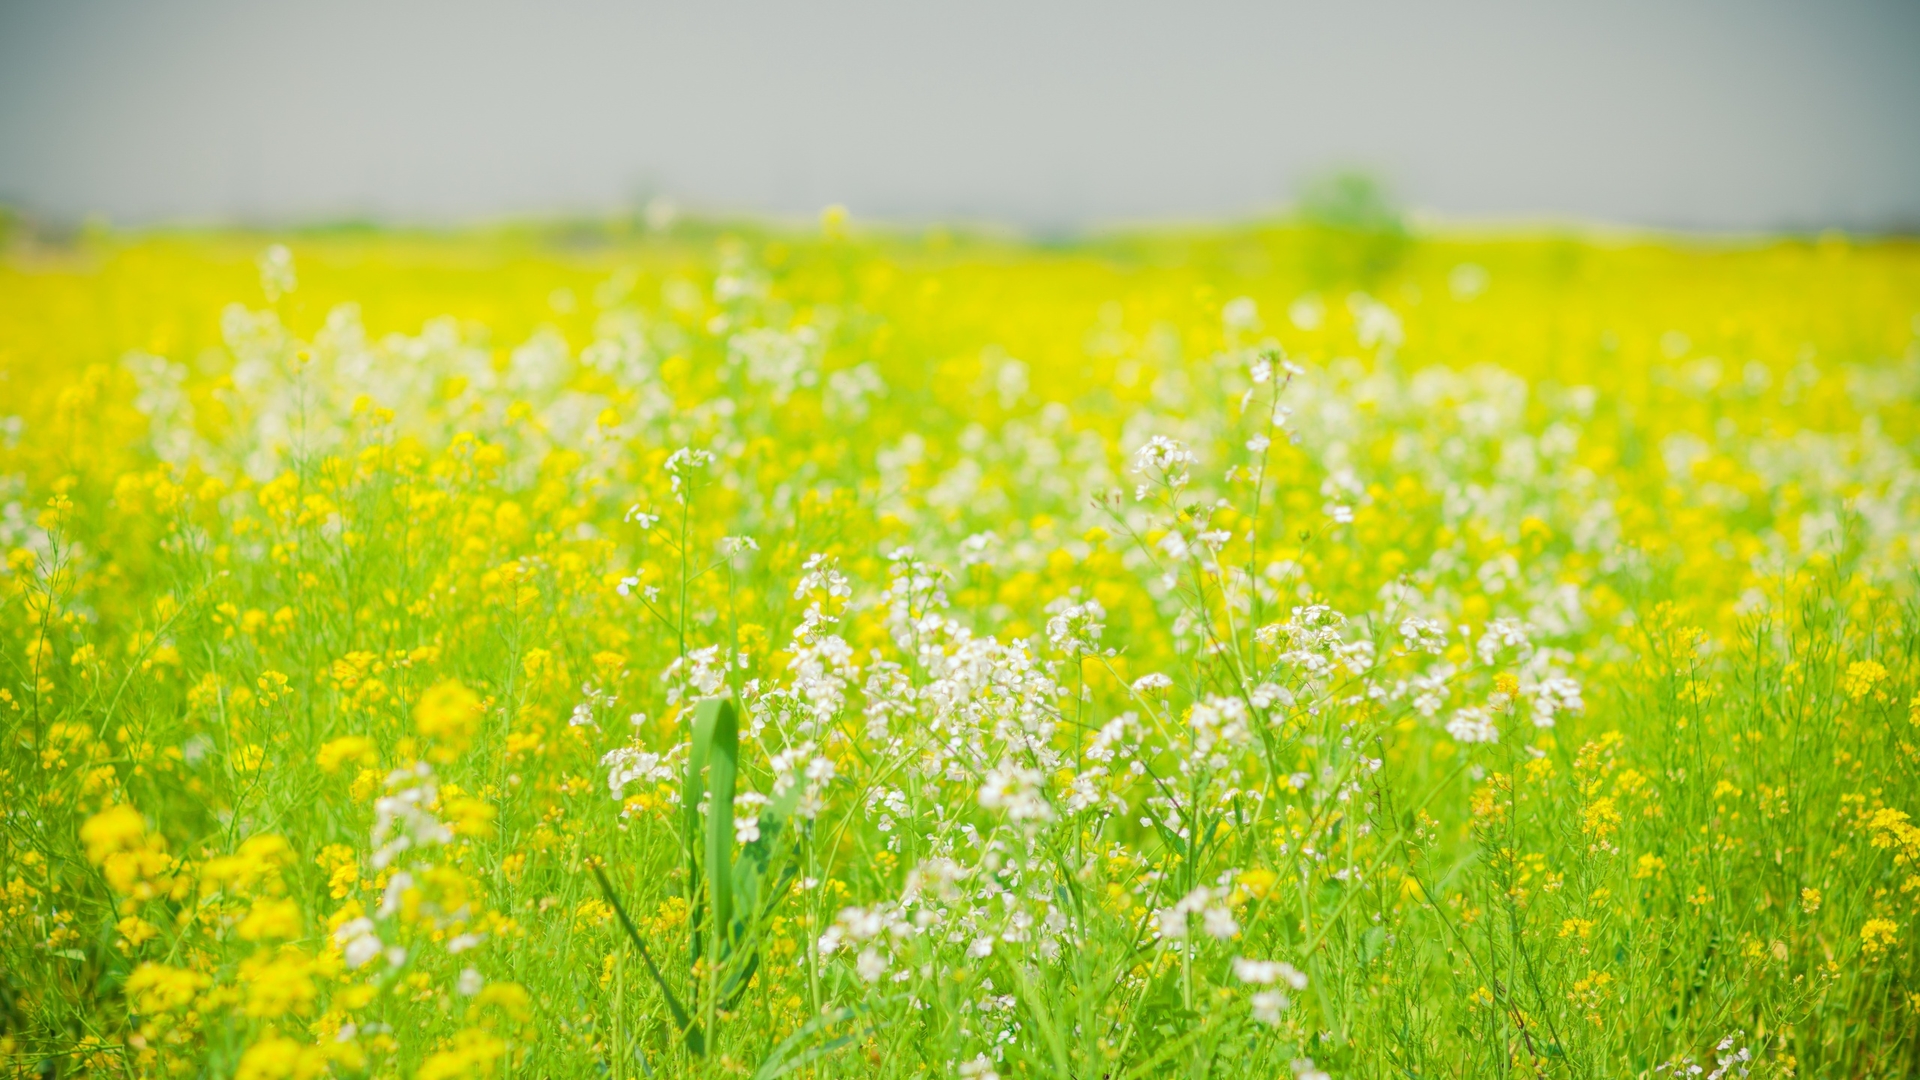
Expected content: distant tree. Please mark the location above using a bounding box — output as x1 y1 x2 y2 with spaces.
1296 169 1412 286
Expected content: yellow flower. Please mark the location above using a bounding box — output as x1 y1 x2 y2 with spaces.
1844 660 1888 701
446 796 497 840
1582 798 1620 843
1801 888 1822 914
416 1028 506 1080
415 679 484 759
469 981 533 1024
316 844 361 899
238 898 302 941
1861 918 1900 956
124 962 209 1014
240 948 318 1018
235 1032 340 1080
80 804 147 864
316 735 378 773
574 898 614 931
1237 867 1278 899
116 915 161 950
201 834 295 896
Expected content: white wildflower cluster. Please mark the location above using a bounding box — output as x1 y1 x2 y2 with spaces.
1524 675 1584 727
778 604 857 730
1445 706 1499 745
816 903 912 983
1232 956 1309 1025
1155 885 1239 943
257 243 297 302
1188 696 1253 763
1397 616 1449 654
662 645 727 706
768 741 836 819
1043 595 1106 655
1475 617 1534 663
825 362 885 420
1657 1032 1753 1079
884 547 948 651
1133 435 1196 499
957 530 1001 569
370 763 452 870
663 446 716 501
337 760 486 975
569 682 615 728
794 552 852 602
727 326 820 402
602 745 678 801
1256 605 1374 683
332 915 396 972
977 763 1055 824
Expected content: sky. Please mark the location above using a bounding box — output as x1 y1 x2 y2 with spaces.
2 0 1917 232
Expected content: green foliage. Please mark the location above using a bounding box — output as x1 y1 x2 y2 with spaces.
1296 170 1411 285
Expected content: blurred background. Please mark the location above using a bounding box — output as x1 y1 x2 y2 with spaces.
2 0 1917 233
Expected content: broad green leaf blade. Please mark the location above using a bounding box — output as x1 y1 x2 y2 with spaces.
700 696 739 962
683 699 720 969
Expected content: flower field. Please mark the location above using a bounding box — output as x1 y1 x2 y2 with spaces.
3 220 1919 1078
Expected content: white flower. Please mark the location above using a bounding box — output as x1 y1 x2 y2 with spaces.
1222 296 1260 333
1133 435 1196 495
1131 672 1173 694
663 447 715 500
978 764 1054 824
733 792 768 845
1446 707 1499 744
456 968 485 996
334 917 383 970
602 747 674 800
1189 696 1252 756
1045 597 1105 654
855 947 887 982
794 553 852 601
1251 989 1289 1025
958 1054 1000 1080
1156 885 1237 941
958 531 1001 568
1398 616 1448 654
370 764 452 869
1526 676 1584 728
1202 906 1241 941
258 244 297 302
1233 957 1309 988
662 645 727 705
1475 618 1533 663
1288 295 1324 331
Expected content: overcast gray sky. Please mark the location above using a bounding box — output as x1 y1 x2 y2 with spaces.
2 0 1917 231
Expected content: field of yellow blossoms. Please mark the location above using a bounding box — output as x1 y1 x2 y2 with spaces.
2 215 1919 1079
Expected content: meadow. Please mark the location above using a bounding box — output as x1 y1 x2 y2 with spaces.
2 214 1918 1079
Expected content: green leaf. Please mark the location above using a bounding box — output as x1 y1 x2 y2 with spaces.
590 862 706 1057
696 696 739 964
